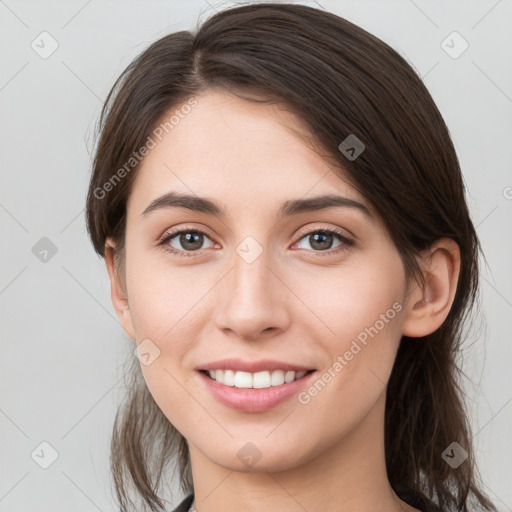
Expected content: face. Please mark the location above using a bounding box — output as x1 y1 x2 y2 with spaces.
115 88 414 473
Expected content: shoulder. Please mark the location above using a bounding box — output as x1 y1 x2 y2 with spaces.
170 493 194 512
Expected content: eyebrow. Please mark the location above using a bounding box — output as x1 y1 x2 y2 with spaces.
141 191 371 219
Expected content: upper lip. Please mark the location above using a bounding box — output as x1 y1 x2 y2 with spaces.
197 358 315 373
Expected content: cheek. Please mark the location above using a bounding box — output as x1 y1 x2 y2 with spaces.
290 256 406 405
287 254 406 343
125 246 212 340
127 259 201 429
296 305 404 441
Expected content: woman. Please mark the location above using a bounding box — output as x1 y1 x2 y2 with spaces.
85 3 498 512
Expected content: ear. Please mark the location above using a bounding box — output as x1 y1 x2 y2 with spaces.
104 237 136 340
401 238 461 338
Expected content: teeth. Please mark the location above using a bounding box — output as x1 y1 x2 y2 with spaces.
206 369 309 388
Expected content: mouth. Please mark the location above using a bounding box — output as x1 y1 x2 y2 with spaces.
196 368 317 412
199 368 316 389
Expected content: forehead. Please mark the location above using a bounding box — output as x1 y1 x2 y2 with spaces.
128 89 366 216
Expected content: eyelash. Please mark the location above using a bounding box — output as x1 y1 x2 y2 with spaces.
157 225 354 258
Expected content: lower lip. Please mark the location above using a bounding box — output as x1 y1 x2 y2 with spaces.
197 370 317 412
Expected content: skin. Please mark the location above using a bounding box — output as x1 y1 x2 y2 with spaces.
105 89 460 512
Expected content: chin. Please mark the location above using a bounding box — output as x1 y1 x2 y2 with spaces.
201 438 314 474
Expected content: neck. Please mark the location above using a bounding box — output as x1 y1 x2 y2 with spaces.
187 392 418 512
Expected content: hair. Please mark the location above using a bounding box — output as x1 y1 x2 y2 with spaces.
85 3 497 512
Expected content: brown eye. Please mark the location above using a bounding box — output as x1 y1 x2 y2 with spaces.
160 228 215 255
308 231 335 250
295 229 350 252
177 232 204 251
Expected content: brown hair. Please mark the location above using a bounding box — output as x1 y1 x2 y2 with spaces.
85 3 497 511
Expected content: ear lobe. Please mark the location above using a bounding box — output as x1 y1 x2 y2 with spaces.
104 238 136 340
402 238 461 338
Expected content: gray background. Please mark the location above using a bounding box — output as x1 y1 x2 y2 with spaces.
0 1 511 511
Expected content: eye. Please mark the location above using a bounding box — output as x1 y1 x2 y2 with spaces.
157 225 354 258
158 227 215 256
293 228 353 255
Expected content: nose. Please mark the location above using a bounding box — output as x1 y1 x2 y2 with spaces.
212 248 291 342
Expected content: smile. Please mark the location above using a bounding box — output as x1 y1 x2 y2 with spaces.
197 368 317 412
202 369 314 388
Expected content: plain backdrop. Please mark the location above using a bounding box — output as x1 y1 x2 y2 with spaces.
0 1 511 511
